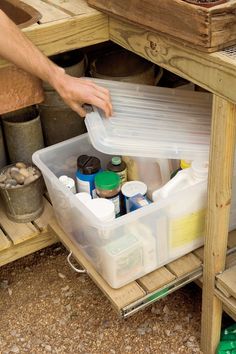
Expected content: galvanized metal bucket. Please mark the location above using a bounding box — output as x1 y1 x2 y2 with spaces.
2 106 44 163
0 164 45 223
0 122 7 169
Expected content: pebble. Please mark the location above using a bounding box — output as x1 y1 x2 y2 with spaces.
9 345 19 353
163 305 170 314
0 175 6 183
10 330 17 337
61 286 69 292
52 298 60 304
24 175 37 185
0 280 9 289
6 179 17 186
58 273 66 279
27 167 36 175
65 304 72 312
165 329 171 336
189 335 196 342
10 171 25 185
19 168 30 178
15 162 26 169
44 344 52 352
151 306 161 315
125 346 132 352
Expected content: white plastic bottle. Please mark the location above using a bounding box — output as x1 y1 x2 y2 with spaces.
152 160 208 201
152 160 208 259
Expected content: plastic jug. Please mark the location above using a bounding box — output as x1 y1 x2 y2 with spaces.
152 160 208 258
152 160 208 201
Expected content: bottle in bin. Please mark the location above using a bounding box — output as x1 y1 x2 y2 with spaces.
107 156 127 185
76 155 101 198
95 170 121 217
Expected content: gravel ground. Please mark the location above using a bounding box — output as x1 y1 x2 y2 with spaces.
0 244 204 354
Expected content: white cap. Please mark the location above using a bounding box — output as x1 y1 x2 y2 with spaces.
191 160 208 180
121 181 147 198
86 198 115 222
59 175 76 193
75 192 92 204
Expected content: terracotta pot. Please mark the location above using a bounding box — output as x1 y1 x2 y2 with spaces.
183 0 227 7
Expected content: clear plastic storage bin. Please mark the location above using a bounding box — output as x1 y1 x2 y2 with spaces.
33 133 210 288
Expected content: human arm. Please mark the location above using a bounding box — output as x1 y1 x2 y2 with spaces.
0 10 112 117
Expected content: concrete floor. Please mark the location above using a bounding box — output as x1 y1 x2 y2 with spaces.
0 244 204 354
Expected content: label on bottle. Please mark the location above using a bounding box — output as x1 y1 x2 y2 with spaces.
117 169 128 185
110 194 121 217
76 177 93 196
169 209 206 249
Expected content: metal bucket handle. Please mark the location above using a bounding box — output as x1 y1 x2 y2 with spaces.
67 251 87 274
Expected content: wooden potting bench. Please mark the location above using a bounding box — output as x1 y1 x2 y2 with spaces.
1 1 236 353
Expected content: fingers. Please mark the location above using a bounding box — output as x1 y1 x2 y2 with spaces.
87 95 112 118
79 79 112 117
70 102 87 117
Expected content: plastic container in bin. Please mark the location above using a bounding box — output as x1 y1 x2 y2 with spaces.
33 133 209 288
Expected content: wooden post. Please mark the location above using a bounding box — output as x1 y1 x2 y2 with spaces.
201 95 236 353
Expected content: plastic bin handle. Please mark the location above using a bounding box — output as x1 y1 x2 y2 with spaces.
67 251 87 274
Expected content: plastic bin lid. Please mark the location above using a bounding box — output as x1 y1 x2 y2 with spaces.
85 79 212 160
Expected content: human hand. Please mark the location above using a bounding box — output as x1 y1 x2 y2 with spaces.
51 72 113 118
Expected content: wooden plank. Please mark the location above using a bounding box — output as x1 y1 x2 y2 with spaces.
215 289 236 322
226 252 236 269
215 280 231 298
201 96 236 354
211 7 236 48
0 231 58 267
22 13 109 57
34 198 55 231
43 0 97 16
23 0 70 23
0 229 11 252
193 247 204 262
138 267 176 293
166 253 202 278
0 206 38 245
109 18 236 105
217 265 236 299
49 221 146 311
228 229 236 248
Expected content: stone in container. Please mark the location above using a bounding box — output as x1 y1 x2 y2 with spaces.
0 162 44 223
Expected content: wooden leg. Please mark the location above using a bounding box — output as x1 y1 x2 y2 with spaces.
201 95 236 353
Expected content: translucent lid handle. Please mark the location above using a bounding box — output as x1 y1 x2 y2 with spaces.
152 170 191 201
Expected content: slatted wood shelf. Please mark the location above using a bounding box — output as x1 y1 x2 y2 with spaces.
49 220 203 318
0 196 58 267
